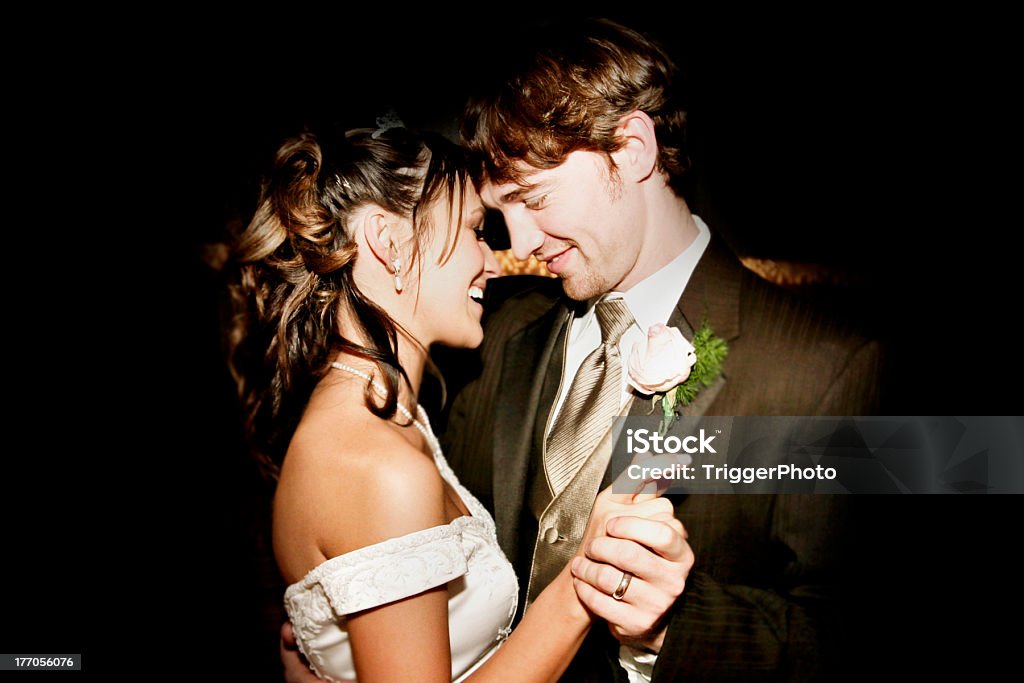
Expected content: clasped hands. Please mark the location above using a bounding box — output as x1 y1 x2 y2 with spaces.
570 452 695 653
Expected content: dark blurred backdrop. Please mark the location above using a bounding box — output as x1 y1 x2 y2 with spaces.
6 7 1017 681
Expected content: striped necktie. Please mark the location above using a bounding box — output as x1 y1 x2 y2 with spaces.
544 297 635 496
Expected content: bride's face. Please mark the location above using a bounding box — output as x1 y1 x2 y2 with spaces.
413 185 500 348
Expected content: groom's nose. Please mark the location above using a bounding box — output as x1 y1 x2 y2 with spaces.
505 212 545 261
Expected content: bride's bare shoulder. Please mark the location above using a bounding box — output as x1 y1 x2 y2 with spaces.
273 406 446 583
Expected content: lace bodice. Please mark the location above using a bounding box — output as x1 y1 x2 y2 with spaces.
283 405 518 682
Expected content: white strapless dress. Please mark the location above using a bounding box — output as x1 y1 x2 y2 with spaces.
283 408 519 682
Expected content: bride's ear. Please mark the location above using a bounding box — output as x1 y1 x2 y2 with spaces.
357 207 412 295
360 208 396 268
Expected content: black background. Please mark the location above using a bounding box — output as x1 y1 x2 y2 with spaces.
4 6 1018 680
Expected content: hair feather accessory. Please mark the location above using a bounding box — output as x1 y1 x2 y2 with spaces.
371 110 405 139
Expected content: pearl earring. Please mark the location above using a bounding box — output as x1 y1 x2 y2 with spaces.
390 243 403 293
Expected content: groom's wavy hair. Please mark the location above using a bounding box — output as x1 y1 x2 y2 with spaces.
461 17 690 197
226 125 472 479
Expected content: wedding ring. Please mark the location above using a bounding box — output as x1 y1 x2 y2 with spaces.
612 571 633 600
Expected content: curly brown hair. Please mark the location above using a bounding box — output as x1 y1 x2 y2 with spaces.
461 18 690 196
225 126 474 479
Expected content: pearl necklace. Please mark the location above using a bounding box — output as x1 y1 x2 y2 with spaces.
329 361 440 456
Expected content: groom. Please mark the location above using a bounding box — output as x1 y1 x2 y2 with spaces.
438 17 882 682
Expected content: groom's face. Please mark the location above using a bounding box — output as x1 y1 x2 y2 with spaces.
480 150 642 301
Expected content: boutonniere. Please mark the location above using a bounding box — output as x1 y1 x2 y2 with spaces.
626 320 728 434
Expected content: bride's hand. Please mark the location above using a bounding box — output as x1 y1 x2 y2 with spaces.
577 450 690 553
576 488 674 559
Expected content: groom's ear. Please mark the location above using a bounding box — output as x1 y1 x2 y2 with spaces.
611 110 660 184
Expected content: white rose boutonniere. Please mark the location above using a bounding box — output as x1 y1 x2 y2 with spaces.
627 319 728 434
627 324 697 394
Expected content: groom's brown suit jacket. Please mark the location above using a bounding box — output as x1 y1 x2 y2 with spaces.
440 236 883 681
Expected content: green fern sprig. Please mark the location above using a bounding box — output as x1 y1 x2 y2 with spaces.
675 320 728 406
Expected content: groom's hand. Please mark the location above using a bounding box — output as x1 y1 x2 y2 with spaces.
570 511 693 652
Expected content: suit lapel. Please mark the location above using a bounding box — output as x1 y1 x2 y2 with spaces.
677 237 742 416
676 236 741 344
492 300 569 556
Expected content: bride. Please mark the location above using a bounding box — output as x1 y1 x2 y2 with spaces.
226 123 673 681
